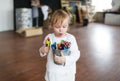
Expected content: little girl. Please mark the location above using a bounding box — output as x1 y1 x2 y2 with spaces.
39 9 80 81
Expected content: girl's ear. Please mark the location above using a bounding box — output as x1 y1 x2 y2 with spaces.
67 24 70 32
48 24 53 30
48 25 52 30
67 27 70 32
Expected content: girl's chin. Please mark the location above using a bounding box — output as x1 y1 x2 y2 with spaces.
56 33 65 37
59 33 66 37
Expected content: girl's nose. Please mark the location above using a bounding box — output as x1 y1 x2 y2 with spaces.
59 28 63 31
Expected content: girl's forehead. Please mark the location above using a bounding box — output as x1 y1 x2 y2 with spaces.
58 18 69 23
54 20 68 26
51 17 69 27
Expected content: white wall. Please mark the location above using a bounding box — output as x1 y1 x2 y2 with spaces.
0 0 13 32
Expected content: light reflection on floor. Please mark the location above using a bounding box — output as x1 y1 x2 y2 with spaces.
90 27 114 71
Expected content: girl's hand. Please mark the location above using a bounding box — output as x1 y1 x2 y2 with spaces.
39 45 50 55
54 52 66 65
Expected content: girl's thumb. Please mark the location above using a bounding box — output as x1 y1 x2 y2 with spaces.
61 51 64 56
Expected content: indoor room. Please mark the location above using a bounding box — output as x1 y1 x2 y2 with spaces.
0 0 120 81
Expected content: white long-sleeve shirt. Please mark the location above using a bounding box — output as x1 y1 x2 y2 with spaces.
40 33 80 74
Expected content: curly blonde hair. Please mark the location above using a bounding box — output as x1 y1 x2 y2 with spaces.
49 9 70 29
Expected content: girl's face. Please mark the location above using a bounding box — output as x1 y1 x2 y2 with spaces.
53 18 69 37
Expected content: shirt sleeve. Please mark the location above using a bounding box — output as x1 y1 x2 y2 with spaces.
65 35 80 66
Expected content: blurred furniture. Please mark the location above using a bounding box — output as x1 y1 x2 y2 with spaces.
16 8 32 30
86 0 95 22
104 12 120 25
14 0 61 31
93 0 120 26
61 0 86 25
93 12 104 23
104 0 120 25
64 6 77 25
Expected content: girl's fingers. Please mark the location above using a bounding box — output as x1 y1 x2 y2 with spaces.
61 51 64 56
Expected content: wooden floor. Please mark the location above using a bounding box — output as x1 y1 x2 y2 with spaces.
0 23 120 81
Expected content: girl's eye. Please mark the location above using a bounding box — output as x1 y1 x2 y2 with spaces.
55 26 60 28
63 25 67 28
63 26 66 28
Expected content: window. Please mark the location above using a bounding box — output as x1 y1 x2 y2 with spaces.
92 0 112 12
